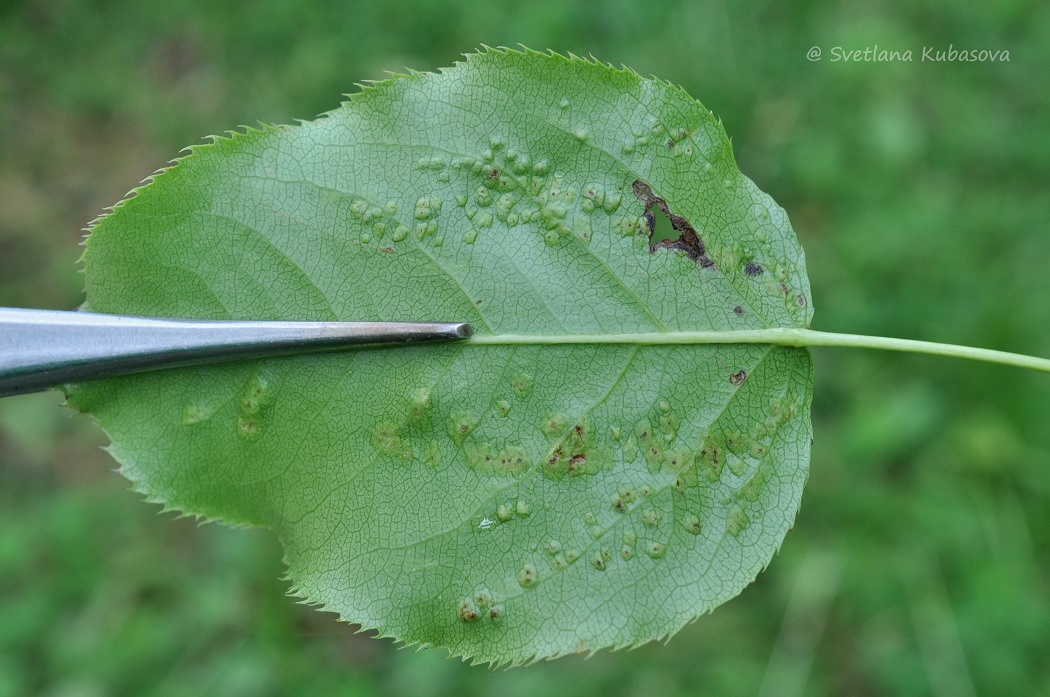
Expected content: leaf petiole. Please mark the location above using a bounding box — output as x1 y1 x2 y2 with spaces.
469 328 1050 374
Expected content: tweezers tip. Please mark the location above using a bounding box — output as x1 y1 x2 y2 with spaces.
455 323 474 339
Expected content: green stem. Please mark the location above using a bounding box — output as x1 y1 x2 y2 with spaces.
468 328 1050 374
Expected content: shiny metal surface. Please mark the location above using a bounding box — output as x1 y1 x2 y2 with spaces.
0 308 472 397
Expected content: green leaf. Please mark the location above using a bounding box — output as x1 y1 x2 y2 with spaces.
67 48 814 664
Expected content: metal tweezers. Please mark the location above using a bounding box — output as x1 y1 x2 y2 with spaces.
0 307 472 398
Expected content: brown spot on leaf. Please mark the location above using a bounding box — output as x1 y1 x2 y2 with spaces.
729 370 747 386
744 262 763 276
459 600 480 622
631 180 715 267
733 306 744 316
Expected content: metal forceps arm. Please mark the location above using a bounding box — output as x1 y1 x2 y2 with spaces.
0 308 472 398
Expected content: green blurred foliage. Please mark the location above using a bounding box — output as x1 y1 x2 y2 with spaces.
1 0 1049 694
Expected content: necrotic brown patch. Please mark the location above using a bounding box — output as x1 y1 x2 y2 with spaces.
631 180 715 268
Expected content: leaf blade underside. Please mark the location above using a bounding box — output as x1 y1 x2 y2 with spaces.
68 48 815 664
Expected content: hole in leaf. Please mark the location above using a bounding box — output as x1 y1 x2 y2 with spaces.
631 180 715 268
651 208 677 244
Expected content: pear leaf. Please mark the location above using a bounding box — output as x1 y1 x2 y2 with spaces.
67 48 814 664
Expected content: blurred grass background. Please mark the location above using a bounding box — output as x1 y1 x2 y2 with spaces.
2 0 1050 694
